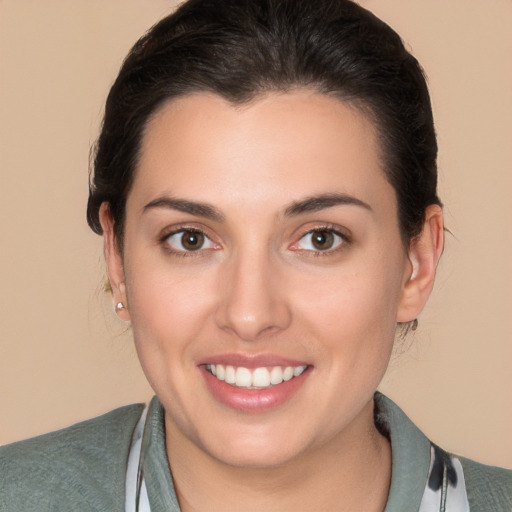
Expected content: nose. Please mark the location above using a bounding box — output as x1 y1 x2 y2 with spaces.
215 249 292 341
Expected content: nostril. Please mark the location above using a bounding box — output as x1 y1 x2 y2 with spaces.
214 263 292 340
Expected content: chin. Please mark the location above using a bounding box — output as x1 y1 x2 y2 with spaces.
209 441 302 469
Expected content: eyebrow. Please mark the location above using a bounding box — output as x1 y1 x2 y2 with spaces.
143 197 225 222
284 193 372 217
142 192 371 222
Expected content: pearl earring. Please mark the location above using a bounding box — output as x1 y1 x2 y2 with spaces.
115 302 125 311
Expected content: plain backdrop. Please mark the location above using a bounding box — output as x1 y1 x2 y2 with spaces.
1 0 511 467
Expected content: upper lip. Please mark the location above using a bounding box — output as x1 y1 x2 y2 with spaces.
198 353 309 368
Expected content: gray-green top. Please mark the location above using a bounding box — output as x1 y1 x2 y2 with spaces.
1 394 510 511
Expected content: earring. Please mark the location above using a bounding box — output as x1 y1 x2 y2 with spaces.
411 318 418 331
115 302 125 311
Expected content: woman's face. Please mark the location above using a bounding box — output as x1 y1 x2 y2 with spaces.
107 91 423 467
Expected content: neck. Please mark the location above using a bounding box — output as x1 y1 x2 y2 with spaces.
165 398 391 512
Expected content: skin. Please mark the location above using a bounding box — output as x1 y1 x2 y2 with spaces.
101 91 443 511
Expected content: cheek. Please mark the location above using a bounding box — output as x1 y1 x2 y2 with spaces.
296 263 403 329
290 256 404 366
122 252 220 385
126 264 217 338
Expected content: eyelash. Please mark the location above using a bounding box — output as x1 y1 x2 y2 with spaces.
158 224 351 258
290 225 351 257
159 226 218 258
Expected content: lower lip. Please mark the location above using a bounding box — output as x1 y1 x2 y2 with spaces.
200 366 310 413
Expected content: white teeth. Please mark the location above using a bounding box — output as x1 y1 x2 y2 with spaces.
270 366 283 385
252 367 270 387
215 364 225 380
293 366 306 377
206 364 307 389
225 365 236 384
235 367 252 387
283 367 294 381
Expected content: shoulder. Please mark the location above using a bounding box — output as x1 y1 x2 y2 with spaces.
374 393 512 511
0 403 145 512
459 456 512 510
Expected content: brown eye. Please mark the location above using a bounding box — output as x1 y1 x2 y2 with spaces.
181 231 204 250
166 229 214 252
295 229 344 252
311 230 334 250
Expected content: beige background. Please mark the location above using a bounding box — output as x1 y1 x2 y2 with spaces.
1 0 511 468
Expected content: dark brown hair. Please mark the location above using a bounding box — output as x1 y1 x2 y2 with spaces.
87 0 441 249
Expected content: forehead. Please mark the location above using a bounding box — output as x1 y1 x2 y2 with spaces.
130 90 394 213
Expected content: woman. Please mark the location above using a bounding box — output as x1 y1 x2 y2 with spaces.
1 0 510 510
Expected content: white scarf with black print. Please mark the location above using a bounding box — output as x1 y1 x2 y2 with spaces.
419 444 470 511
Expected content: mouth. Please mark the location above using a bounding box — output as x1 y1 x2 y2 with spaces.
200 355 312 412
204 363 308 389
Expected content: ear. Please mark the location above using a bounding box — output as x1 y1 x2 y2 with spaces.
99 202 131 322
396 204 444 323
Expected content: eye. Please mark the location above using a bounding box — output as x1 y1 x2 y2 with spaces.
295 229 345 252
165 229 216 252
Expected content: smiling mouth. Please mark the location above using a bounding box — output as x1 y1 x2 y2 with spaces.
205 364 308 389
